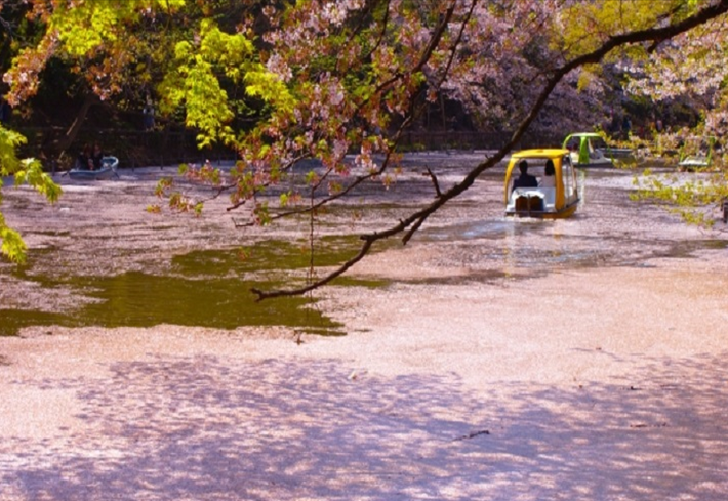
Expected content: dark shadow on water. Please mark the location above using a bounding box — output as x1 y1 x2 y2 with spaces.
2 353 728 499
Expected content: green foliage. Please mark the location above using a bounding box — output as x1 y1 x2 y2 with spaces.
0 127 26 173
14 159 62 203
0 216 27 264
244 70 296 114
253 202 271 225
558 1 682 57
631 168 728 227
279 192 290 207
159 19 294 149
555 0 687 88
0 126 62 263
49 0 187 56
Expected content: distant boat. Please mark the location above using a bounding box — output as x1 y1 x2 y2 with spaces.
504 149 580 219
563 132 633 168
678 136 716 171
68 156 119 180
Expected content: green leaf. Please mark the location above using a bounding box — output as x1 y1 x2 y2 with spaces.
0 215 28 264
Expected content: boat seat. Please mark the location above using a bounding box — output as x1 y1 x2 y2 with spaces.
515 195 529 212
514 194 543 213
512 188 555 209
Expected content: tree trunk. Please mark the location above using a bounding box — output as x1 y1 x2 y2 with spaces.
43 93 97 164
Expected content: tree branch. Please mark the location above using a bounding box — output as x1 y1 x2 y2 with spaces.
423 168 442 198
252 0 728 300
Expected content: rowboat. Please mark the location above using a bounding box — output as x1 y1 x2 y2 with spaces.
504 149 580 219
68 156 119 180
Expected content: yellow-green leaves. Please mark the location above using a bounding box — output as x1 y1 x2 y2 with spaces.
245 71 296 114
0 127 62 263
557 0 683 59
632 168 728 228
50 0 186 57
156 0 186 8
51 3 119 56
14 159 62 204
0 215 27 264
198 19 255 81
1 128 60 206
5 0 188 104
0 126 26 174
183 57 236 148
162 19 294 149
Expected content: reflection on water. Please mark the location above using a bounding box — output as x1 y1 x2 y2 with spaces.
420 217 726 276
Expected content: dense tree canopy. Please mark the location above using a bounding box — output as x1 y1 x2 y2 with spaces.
1 0 727 295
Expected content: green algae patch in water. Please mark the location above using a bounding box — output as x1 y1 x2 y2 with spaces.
0 237 393 337
0 271 346 337
0 310 70 336
170 236 378 278
79 272 339 330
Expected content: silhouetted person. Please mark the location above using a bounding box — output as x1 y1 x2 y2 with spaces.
512 160 538 190
0 98 10 125
91 142 104 170
77 143 93 170
143 101 155 131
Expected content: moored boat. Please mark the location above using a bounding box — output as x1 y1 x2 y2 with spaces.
678 136 715 171
68 156 119 180
563 132 632 167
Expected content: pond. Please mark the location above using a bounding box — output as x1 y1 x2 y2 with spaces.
1 160 725 336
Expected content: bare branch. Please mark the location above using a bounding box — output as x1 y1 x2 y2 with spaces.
252 237 375 300
423 168 443 198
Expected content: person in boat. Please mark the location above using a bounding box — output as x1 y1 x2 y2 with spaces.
512 160 538 190
540 160 556 187
91 142 104 170
77 143 93 170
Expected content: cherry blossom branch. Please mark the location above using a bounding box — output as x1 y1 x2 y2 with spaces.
240 3 462 225
355 0 392 61
253 0 728 300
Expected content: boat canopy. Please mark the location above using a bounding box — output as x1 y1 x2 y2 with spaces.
563 132 613 167
504 149 579 219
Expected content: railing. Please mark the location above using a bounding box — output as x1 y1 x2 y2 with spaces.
396 130 565 152
15 126 237 170
16 125 618 170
